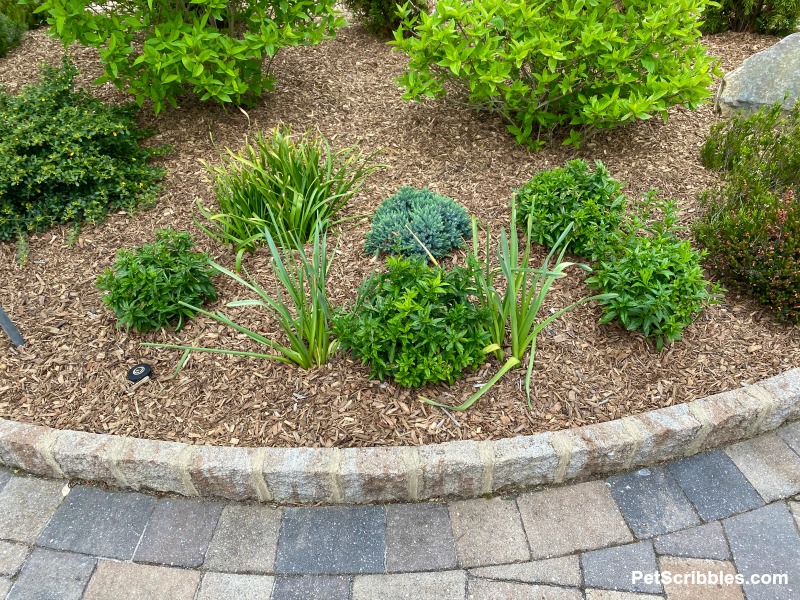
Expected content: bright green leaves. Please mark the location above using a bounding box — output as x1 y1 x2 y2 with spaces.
392 0 720 148
36 0 345 113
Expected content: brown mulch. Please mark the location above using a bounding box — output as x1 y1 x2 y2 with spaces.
0 27 797 449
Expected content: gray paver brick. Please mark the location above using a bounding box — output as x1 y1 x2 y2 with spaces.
385 503 457 573
666 450 763 521
203 504 282 574
584 592 664 600
38 485 155 560
723 502 800 600
607 467 699 538
725 434 800 502
0 476 65 543
517 481 633 559
0 577 10 598
271 575 351 600
467 579 582 600
6 547 95 600
791 501 800 528
0 540 29 577
657 557 744 600
469 555 582 587
652 521 730 560
581 541 662 594
82 560 200 600
449 497 529 568
197 572 276 600
0 468 10 493
275 506 385 575
134 498 223 568
354 571 467 600
778 422 800 454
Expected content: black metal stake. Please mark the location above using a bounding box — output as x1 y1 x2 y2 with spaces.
0 306 24 347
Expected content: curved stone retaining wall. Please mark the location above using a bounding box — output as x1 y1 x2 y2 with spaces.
1 369 798 504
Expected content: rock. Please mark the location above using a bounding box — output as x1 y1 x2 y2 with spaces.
716 32 800 117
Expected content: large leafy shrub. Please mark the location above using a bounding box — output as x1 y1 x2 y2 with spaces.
199 126 382 266
588 194 722 350
37 0 344 113
392 0 718 148
342 0 427 36
5 0 46 28
0 57 166 241
701 0 800 35
695 100 800 323
514 160 626 260
364 186 471 259
97 229 218 333
0 11 24 57
334 257 491 387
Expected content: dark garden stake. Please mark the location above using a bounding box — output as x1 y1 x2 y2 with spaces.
0 306 24 347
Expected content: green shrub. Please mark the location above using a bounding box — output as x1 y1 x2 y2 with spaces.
334 257 491 388
0 57 166 241
96 229 218 333
342 0 427 36
588 194 722 350
701 0 800 35
0 12 24 57
147 220 336 369
37 0 344 114
199 126 382 267
514 160 626 260
364 186 471 259
5 0 46 28
392 0 719 149
695 100 800 322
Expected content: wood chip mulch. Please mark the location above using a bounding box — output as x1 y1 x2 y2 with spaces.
0 27 797 449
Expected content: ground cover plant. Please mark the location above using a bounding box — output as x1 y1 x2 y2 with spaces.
514 160 626 260
96 229 217 333
334 257 492 387
701 0 800 35
364 186 471 259
37 0 344 113
392 0 719 148
696 100 800 323
0 57 166 241
589 193 722 350
199 126 382 268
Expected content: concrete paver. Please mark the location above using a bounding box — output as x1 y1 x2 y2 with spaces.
581 541 662 595
82 560 200 600
203 504 282 574
725 434 800 502
469 555 581 587
0 540 29 577
196 572 276 600
353 571 467 600
271 575 351 600
449 497 529 567
0 477 65 543
657 557 744 600
385 503 457 572
6 547 95 600
653 521 730 560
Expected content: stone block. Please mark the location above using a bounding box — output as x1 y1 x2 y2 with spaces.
339 447 412 504
575 420 638 476
262 447 338 504
188 445 262 501
0 422 61 478
491 433 558 493
417 440 484 499
52 431 123 486
623 405 703 467
116 438 196 496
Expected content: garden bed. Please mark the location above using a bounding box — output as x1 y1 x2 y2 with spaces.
0 26 798 449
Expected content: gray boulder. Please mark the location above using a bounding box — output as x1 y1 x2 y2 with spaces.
715 32 800 117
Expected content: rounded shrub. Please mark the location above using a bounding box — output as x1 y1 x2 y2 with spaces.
701 0 800 36
96 229 218 333
365 186 471 259
342 0 428 36
333 257 491 387
0 12 24 57
514 159 626 260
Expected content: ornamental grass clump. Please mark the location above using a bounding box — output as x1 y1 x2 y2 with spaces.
333 257 492 388
589 193 722 350
695 100 800 323
514 160 626 260
392 0 718 148
96 229 218 333
199 125 382 268
0 57 166 241
364 186 471 259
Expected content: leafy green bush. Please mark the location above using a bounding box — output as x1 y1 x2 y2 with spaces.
37 0 344 113
695 100 800 322
0 57 166 241
392 0 718 148
5 0 46 28
96 229 218 333
514 160 626 260
364 186 471 259
0 12 24 57
334 257 491 387
148 220 336 369
701 0 800 35
342 0 427 36
199 126 381 265
588 194 722 350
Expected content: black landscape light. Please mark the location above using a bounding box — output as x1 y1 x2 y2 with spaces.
127 363 152 382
